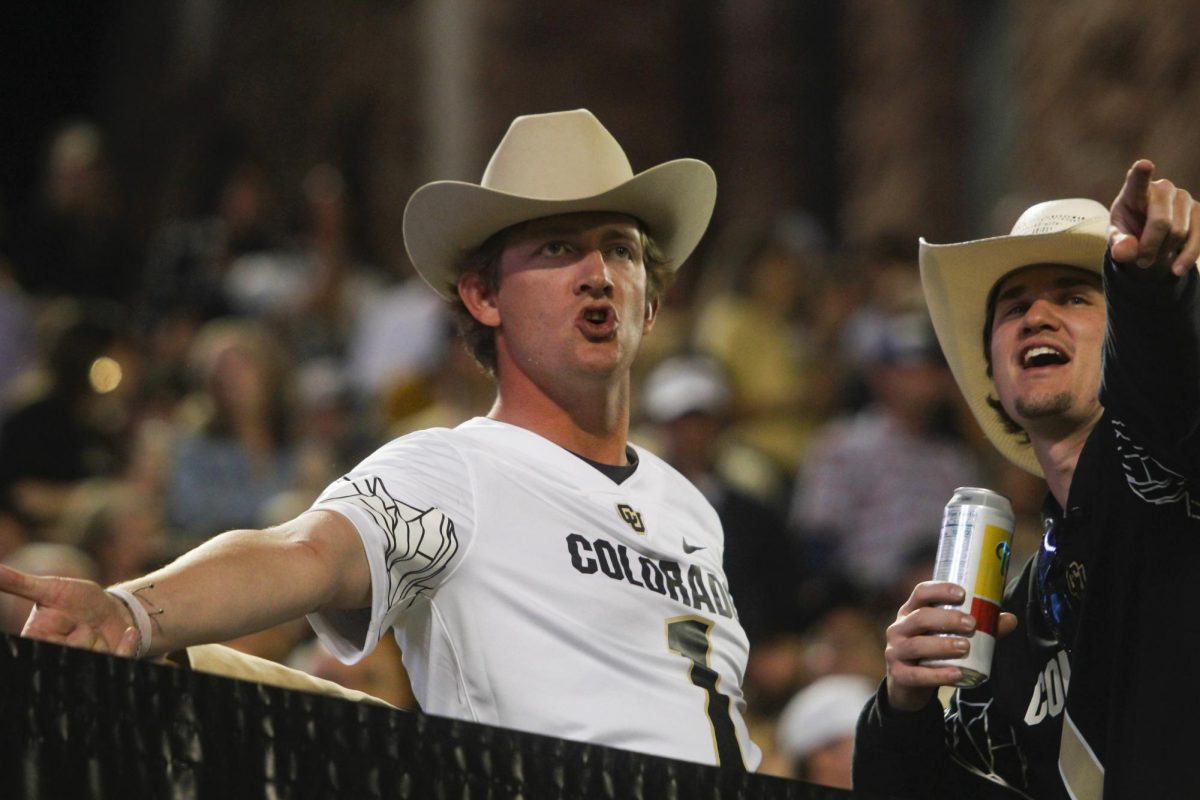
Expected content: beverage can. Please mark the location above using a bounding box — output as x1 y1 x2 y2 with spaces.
920 486 1015 686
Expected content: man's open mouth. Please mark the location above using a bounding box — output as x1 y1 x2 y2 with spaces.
579 306 618 340
1021 345 1069 368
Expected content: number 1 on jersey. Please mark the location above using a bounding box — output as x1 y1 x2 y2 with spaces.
666 615 745 770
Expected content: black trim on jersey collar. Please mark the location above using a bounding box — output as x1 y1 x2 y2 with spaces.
570 446 640 485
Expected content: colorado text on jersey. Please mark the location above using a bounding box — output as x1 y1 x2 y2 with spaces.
565 533 738 620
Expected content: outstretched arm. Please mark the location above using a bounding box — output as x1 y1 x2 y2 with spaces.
1103 159 1200 457
0 509 369 659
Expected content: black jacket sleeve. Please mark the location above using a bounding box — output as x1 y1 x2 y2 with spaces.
1100 253 1200 472
852 683 1026 799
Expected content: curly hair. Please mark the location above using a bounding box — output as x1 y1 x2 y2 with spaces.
447 221 675 377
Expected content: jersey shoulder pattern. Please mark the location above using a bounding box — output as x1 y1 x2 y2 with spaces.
307 425 478 659
320 475 459 613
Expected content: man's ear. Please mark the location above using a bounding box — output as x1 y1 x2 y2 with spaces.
643 295 659 334
458 272 501 327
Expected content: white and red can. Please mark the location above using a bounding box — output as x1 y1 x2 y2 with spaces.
921 487 1015 686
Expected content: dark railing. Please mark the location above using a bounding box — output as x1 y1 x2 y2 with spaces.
1 633 886 799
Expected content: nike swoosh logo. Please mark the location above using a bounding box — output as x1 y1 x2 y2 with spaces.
682 538 706 554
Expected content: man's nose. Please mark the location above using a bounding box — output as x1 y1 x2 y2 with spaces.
1021 297 1060 332
575 250 614 297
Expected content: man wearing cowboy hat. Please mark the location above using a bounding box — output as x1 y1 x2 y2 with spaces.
854 160 1200 799
0 110 762 770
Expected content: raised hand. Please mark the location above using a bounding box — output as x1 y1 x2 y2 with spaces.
1110 158 1200 276
0 564 141 656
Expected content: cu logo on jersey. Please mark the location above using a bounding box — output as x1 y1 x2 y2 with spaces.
617 503 646 534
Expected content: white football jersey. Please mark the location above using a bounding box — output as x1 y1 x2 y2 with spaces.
307 417 761 770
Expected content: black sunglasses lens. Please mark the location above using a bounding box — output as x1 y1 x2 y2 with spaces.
1036 519 1074 645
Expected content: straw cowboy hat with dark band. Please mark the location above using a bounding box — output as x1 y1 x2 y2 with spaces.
402 109 717 299
919 198 1110 477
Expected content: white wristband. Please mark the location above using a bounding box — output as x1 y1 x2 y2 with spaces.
107 587 152 658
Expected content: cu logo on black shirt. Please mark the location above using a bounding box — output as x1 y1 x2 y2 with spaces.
617 504 646 533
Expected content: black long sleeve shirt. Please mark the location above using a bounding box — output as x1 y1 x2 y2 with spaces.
854 255 1200 799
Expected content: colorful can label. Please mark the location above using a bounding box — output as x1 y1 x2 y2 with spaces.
921 487 1015 686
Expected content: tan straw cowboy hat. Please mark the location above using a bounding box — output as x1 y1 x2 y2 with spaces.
919 198 1110 476
403 109 717 299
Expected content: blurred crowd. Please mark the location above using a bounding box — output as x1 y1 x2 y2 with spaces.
0 119 1047 788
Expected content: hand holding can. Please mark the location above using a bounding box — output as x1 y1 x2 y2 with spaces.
919 487 1016 686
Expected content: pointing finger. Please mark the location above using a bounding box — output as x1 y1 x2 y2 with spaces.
0 564 50 605
1119 159 1155 208
1110 159 1156 260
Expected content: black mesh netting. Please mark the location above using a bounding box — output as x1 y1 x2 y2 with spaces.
1 634 895 799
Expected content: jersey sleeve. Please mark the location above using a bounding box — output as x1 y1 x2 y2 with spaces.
305 429 475 663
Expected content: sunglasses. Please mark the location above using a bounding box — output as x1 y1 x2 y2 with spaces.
1035 516 1083 649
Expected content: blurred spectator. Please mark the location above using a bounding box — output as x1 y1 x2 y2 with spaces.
0 301 136 528
55 481 167 586
123 417 178 501
0 542 97 635
143 153 283 326
256 362 377 535
346 274 453 412
0 490 32 563
166 319 296 540
835 235 926 410
838 236 925 367
138 151 286 415
766 674 877 787
0 262 34 416
796 605 886 684
12 120 139 306
790 312 980 597
224 163 385 366
692 213 843 482
383 341 501 439
294 357 377 472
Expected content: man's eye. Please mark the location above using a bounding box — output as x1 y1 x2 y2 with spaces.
539 242 568 256
610 245 632 260
1003 302 1028 318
